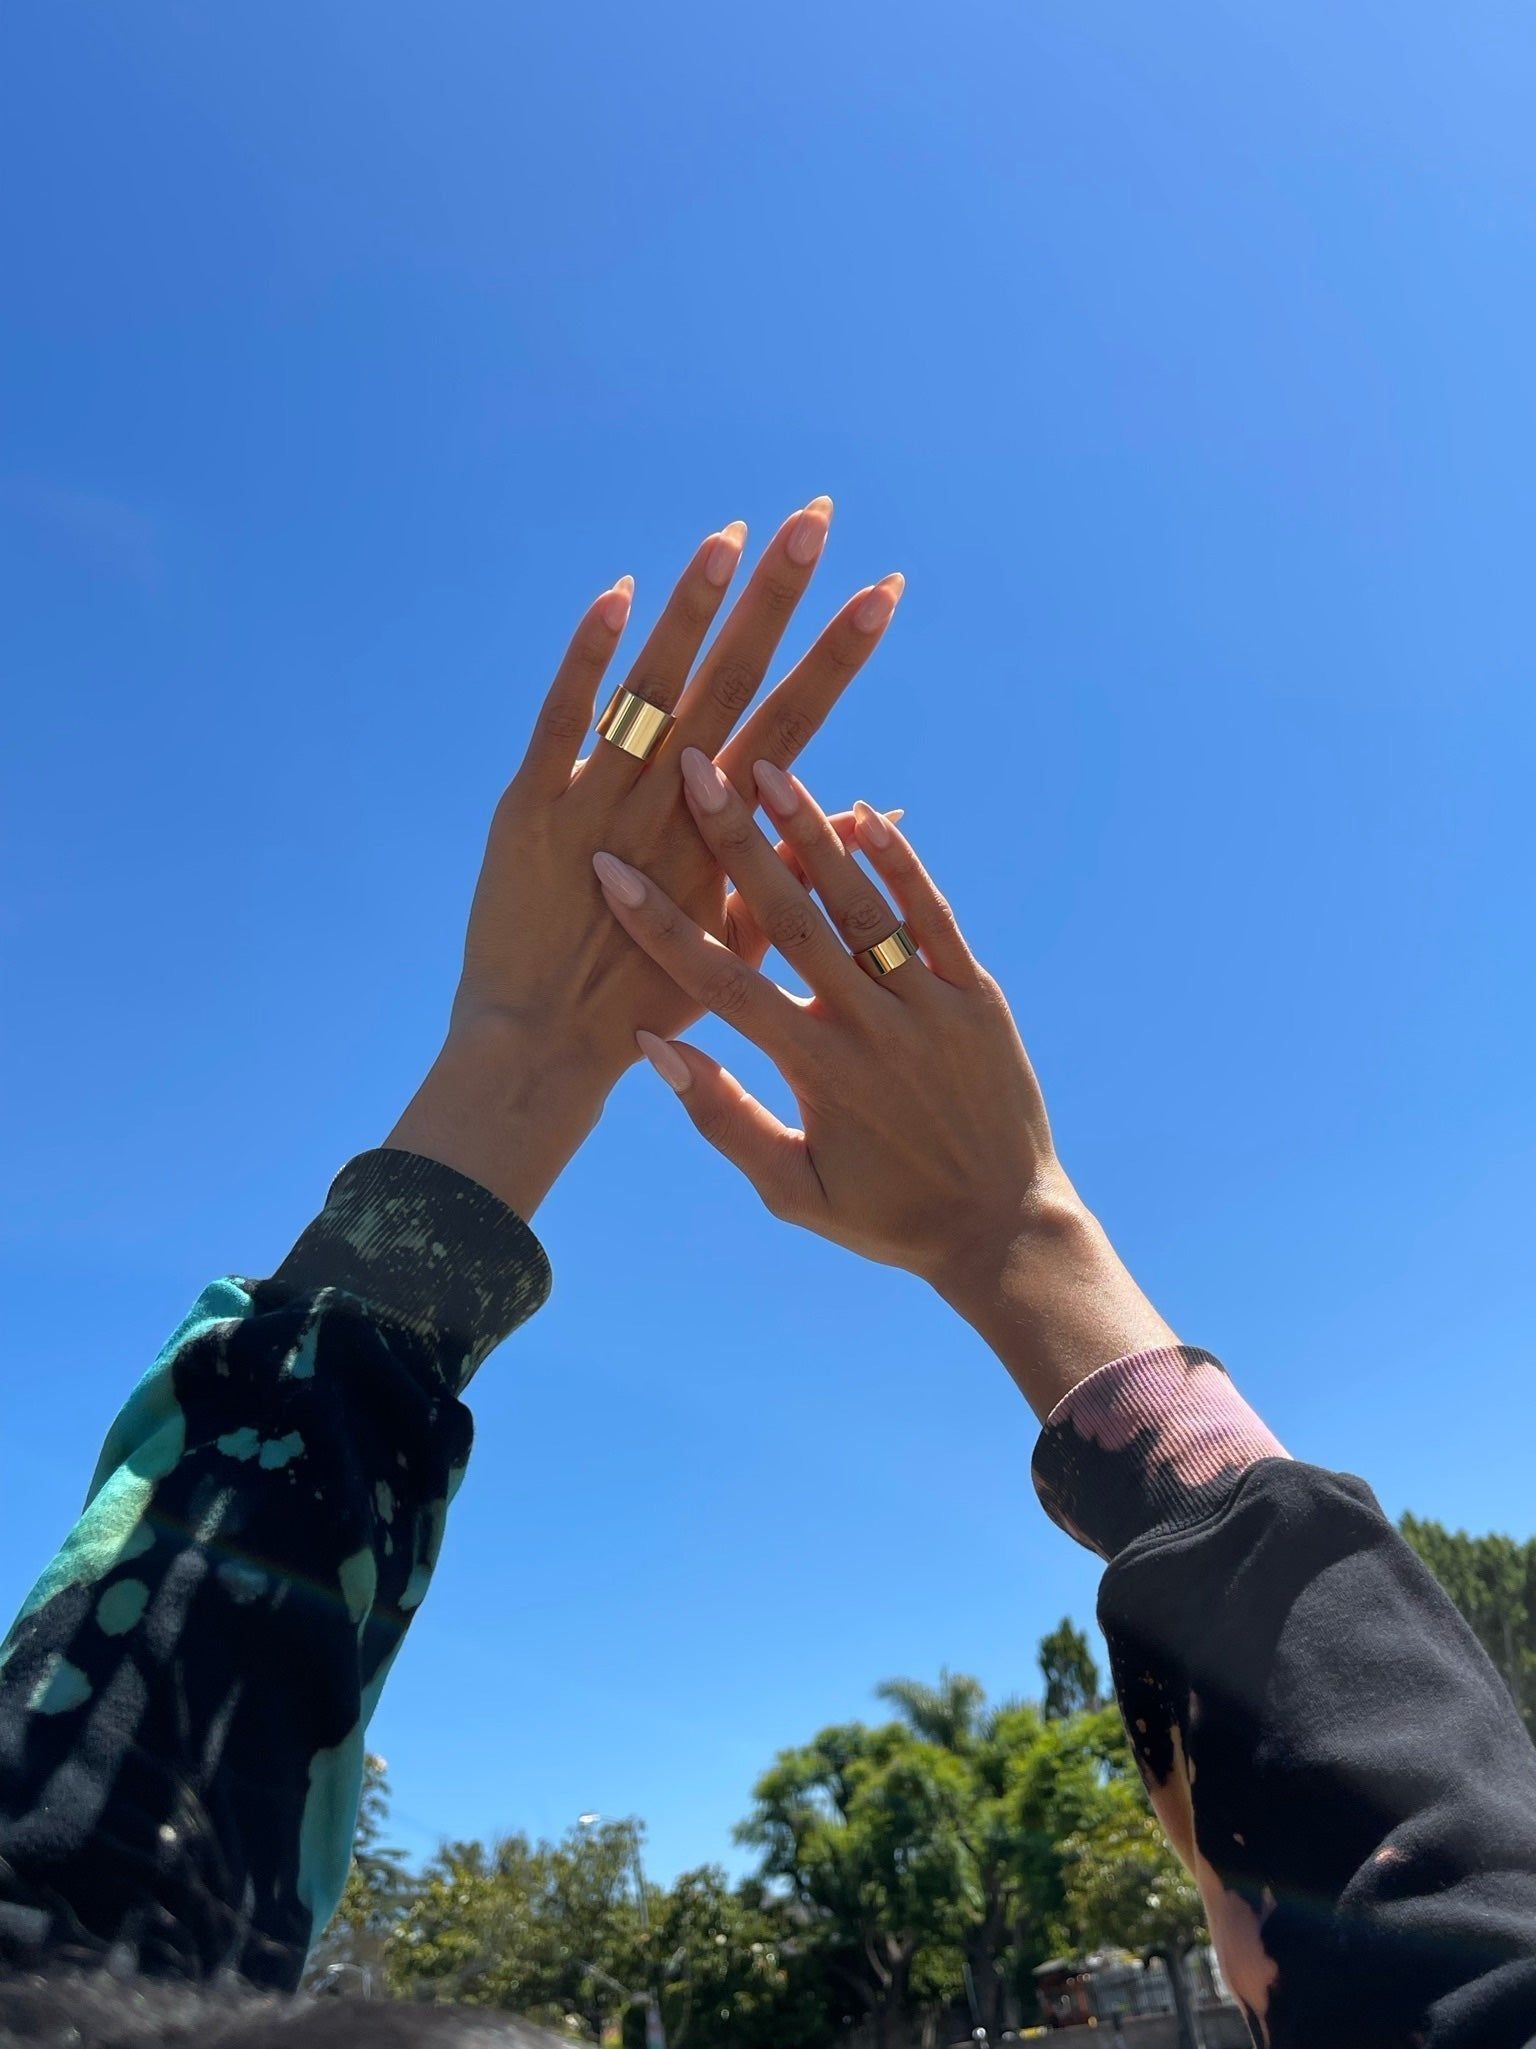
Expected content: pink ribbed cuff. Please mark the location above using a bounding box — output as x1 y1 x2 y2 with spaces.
1032 1345 1289 1560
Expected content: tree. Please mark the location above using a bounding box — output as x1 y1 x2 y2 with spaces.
387 1819 646 2037
306 1753 412 1990
1401 1513 1536 1739
737 1720 969 2049
623 1867 832 2049
1038 1619 1104 1720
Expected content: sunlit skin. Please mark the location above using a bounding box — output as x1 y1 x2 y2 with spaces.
593 759 1176 1420
388 498 906 1220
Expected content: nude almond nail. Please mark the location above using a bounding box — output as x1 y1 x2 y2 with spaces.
788 498 833 566
592 850 646 906
854 800 892 850
853 573 904 634
752 759 799 813
704 527 745 587
636 1030 691 1093
680 745 730 814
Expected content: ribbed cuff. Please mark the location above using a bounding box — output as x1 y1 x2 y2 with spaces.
1031 1345 1288 1561
272 1148 552 1389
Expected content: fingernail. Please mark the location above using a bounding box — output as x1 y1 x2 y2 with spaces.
636 1030 691 1094
886 807 905 825
853 572 904 634
854 799 892 849
704 524 746 588
680 745 730 814
788 497 833 566
599 577 634 632
592 850 646 906
752 759 799 814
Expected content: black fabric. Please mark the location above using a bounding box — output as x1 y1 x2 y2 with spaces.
1102 1461 1536 2046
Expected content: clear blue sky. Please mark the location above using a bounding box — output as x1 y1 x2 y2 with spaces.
3 2 1533 1882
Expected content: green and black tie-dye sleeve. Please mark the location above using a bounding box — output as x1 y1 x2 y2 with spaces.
0 1148 549 1991
1034 1347 1536 2047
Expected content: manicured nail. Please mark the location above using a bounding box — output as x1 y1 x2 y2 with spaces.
636 1030 691 1094
752 759 799 814
854 800 891 850
853 573 904 634
788 496 833 566
704 522 747 588
592 850 646 906
598 576 634 632
680 745 730 814
886 807 905 825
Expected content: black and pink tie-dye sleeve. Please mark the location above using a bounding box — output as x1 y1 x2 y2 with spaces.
0 1148 550 1991
1034 1345 1536 2047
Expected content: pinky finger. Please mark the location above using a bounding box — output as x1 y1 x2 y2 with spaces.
514 578 633 797
851 802 980 987
635 1033 823 1227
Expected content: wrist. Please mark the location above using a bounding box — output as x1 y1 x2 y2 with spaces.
930 1179 1177 1421
386 1017 612 1220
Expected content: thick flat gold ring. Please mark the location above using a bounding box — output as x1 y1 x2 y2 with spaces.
597 687 674 763
855 924 920 978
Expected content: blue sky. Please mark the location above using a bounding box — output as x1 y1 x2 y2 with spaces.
3 2 1533 1881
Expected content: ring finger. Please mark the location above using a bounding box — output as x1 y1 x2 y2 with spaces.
749 763 918 982
579 521 749 795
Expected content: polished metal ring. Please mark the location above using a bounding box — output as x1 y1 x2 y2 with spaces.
855 924 920 978
596 687 674 763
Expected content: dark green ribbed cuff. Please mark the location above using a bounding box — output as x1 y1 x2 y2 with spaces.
272 1148 552 1388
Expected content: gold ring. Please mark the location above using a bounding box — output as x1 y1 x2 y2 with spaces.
855 924 920 978
597 687 674 763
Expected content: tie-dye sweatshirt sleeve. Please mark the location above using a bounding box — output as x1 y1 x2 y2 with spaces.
1033 1345 1536 2047
0 1148 549 1992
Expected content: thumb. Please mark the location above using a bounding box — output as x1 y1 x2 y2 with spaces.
634 1033 820 1225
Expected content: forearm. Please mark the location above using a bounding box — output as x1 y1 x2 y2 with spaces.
386 1015 611 1220
933 1179 1177 1421
0 1148 549 1990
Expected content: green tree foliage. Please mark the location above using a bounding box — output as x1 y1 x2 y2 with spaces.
346 1634 1221 2044
1038 1618 1104 1720
1401 1513 1536 1739
386 1818 645 2036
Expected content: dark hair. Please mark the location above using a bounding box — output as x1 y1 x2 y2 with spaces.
0 1975 568 2048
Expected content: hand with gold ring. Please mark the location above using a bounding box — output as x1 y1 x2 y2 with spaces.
387 500 905 1223
593 754 1175 1419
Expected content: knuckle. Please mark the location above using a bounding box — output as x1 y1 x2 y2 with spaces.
538 703 591 746
645 900 681 945
758 571 802 611
707 656 760 718
821 632 862 678
701 961 752 1019
622 671 673 714
842 893 895 941
767 704 818 759
675 589 715 634
714 812 757 858
764 899 818 953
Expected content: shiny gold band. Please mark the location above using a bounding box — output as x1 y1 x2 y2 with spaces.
855 924 920 978
597 687 674 763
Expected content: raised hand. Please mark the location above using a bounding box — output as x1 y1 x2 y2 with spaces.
388 503 905 1220
592 755 1174 1416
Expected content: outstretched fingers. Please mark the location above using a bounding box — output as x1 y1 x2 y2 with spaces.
591 851 807 1065
634 1034 824 1226
515 579 634 798
852 804 981 987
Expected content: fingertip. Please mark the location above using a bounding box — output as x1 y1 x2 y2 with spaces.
636 1030 692 1095
853 799 893 851
597 578 634 633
